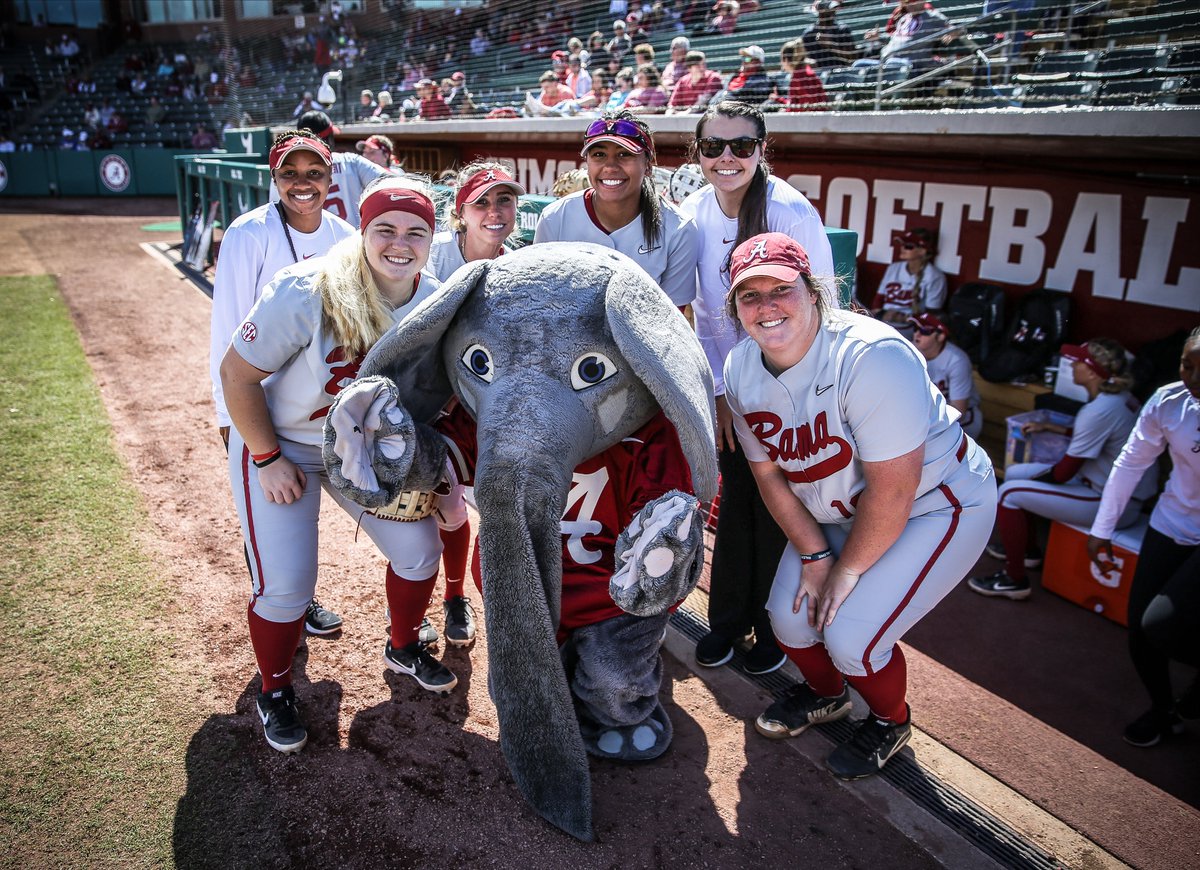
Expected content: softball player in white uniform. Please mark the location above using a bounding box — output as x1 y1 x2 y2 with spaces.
1089 329 1200 747
210 137 355 434
969 338 1154 601
532 113 700 307
722 233 995 779
220 178 455 754
426 162 526 645
679 100 835 677
908 313 983 439
210 132 355 635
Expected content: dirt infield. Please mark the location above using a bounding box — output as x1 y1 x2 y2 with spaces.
0 198 943 867
6 196 1199 869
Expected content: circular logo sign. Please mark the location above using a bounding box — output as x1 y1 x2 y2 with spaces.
0 160 8 193
99 155 131 192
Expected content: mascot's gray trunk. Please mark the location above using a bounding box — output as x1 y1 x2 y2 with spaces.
473 377 597 841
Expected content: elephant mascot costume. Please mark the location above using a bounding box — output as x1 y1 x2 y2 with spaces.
323 243 718 841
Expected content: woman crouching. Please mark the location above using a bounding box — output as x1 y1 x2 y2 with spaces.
722 232 996 778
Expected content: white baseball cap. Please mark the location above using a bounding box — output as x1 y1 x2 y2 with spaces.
740 45 766 64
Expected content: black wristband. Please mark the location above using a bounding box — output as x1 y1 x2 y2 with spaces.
799 548 833 564
253 451 282 469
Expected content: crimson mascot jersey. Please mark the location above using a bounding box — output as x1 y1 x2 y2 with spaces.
437 403 694 638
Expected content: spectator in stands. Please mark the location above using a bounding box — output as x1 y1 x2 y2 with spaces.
626 65 669 113
726 45 772 105
97 98 115 128
145 96 166 126
607 20 633 60
907 313 983 439
666 50 724 115
191 123 219 150
707 1 740 35
444 71 476 117
356 133 402 170
551 50 571 83
567 55 593 100
107 108 128 135
567 36 587 65
1090 328 1200 748
634 43 657 74
130 72 149 95
292 92 318 122
579 70 612 110
625 10 650 41
0 132 16 153
968 338 1152 602
83 102 100 129
869 228 946 327
90 126 112 150
776 39 826 111
802 1 859 71
879 0 954 72
605 67 636 112
588 30 607 58
863 0 916 52
359 89 377 120
416 79 450 120
471 28 491 57
534 69 576 111
661 36 691 90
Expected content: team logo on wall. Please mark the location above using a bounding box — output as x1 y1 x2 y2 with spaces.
0 160 8 193
99 155 132 192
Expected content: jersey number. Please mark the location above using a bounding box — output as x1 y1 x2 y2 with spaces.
324 183 347 220
561 468 609 565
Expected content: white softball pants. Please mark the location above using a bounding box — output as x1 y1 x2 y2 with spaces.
767 449 997 677
229 431 442 624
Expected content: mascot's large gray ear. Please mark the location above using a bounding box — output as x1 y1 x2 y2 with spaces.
359 260 491 423
605 275 718 503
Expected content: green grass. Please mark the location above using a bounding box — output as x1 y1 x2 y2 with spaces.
0 276 196 867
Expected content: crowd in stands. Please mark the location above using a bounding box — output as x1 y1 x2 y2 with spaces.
1 0 1194 148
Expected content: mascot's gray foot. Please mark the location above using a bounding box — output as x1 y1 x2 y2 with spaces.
581 703 673 762
611 491 704 616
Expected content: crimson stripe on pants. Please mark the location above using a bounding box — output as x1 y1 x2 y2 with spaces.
861 483 962 675
998 485 1098 510
241 445 268 603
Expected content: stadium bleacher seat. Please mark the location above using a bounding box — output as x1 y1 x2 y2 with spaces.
1012 50 1099 82
1015 79 1099 107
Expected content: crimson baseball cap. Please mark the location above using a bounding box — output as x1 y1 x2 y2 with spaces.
355 134 394 155
895 227 935 250
296 110 339 141
729 232 812 291
269 135 332 169
908 312 947 336
451 70 465 82
1060 343 1111 379
454 166 526 213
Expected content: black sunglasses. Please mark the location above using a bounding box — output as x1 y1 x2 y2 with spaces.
697 136 762 159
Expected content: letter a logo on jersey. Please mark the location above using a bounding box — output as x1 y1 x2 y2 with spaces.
742 238 769 264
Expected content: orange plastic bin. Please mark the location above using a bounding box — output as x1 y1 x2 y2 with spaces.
1041 517 1149 627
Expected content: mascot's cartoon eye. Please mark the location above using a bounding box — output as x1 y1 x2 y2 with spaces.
462 343 494 383
570 352 617 390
